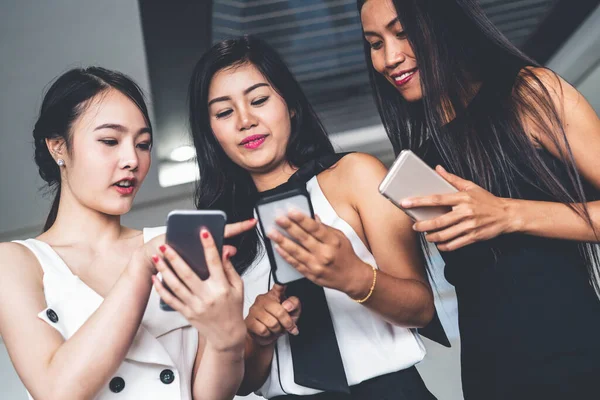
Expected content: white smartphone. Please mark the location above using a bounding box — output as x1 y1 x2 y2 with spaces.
379 150 458 221
255 188 313 285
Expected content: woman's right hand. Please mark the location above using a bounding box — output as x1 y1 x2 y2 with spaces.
246 284 301 347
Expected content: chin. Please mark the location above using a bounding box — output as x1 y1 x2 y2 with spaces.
239 152 280 172
99 201 134 217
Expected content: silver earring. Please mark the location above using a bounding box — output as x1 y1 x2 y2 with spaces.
57 159 65 167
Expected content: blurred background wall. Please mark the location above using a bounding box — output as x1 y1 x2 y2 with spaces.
1 1 599 399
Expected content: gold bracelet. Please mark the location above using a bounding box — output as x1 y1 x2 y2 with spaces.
353 265 377 304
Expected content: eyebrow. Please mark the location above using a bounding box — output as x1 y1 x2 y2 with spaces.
363 17 400 37
208 82 270 107
94 123 152 135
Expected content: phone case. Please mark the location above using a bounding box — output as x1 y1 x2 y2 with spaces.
255 188 314 285
160 210 226 311
379 150 458 221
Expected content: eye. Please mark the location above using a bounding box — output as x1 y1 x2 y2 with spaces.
100 139 118 146
396 31 407 39
251 96 269 106
216 109 233 119
137 142 152 151
369 40 383 50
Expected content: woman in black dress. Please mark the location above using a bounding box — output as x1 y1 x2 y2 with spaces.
358 0 600 398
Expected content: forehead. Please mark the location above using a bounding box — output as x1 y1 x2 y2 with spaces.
208 63 268 99
73 89 147 132
361 0 398 28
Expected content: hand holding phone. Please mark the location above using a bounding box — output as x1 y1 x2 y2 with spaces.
379 150 458 221
160 210 226 311
152 224 246 350
256 188 314 285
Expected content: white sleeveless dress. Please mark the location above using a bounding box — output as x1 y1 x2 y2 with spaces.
13 227 198 400
242 176 426 398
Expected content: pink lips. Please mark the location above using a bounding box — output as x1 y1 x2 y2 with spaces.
113 178 136 196
240 134 268 150
391 68 418 87
114 186 134 195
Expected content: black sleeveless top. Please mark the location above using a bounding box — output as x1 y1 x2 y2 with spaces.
419 66 600 399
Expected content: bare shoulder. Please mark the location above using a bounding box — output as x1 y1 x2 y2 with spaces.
331 152 388 182
0 241 43 283
519 66 583 110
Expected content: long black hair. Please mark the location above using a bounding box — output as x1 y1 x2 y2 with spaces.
33 67 151 232
357 0 600 294
188 35 335 274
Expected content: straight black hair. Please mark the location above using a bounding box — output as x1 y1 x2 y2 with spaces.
33 67 151 231
188 35 335 274
357 0 600 294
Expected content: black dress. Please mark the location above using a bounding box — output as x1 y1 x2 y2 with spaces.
419 67 600 399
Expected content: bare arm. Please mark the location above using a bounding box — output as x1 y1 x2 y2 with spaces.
189 335 245 400
0 241 159 400
344 153 434 326
150 229 250 400
405 69 600 250
238 286 301 395
508 68 600 241
268 153 434 327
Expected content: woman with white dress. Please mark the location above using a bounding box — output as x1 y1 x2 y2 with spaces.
0 67 255 400
187 36 437 399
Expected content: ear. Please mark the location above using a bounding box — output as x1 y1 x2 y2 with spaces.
45 137 67 162
289 108 297 119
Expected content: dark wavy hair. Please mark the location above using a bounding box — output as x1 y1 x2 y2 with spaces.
188 35 335 274
33 67 151 231
357 0 600 293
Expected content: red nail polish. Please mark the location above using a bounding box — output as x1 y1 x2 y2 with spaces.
250 218 257 223
201 230 210 239
152 255 159 263
159 245 166 253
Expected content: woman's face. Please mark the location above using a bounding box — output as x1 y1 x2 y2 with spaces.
207 62 293 174
361 0 422 102
60 89 152 216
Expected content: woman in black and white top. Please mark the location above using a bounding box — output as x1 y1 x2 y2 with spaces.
187 36 437 399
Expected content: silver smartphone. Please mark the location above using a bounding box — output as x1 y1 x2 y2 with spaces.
255 188 313 285
379 150 458 221
161 210 226 311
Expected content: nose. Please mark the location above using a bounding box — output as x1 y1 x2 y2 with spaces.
119 143 139 171
384 42 407 71
236 105 258 132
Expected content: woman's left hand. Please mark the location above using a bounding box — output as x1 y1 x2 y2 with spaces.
151 229 246 353
404 165 517 251
267 210 371 296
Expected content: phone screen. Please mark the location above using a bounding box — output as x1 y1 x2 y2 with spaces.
256 189 313 285
161 210 226 311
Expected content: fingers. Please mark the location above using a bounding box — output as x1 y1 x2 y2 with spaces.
424 220 476 244
436 165 474 191
268 230 313 267
274 244 308 276
198 228 227 283
274 215 320 251
413 210 467 233
224 218 257 238
401 192 468 209
152 275 186 312
263 300 299 335
286 209 332 244
437 231 480 252
269 284 287 300
221 247 242 292
152 253 196 306
282 296 301 322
